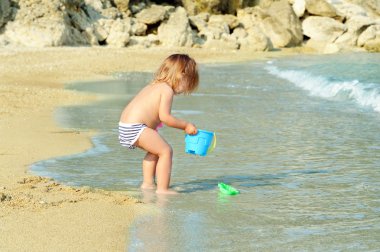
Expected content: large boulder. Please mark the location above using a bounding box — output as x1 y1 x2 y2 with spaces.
198 21 229 40
267 0 303 46
364 38 380 52
305 0 337 17
113 0 130 15
292 0 306 17
0 0 134 47
157 7 193 47
261 17 293 47
0 0 11 28
84 0 120 19
135 4 170 25
196 14 238 42
68 3 101 45
304 39 342 53
1 0 89 47
130 18 147 36
237 1 302 48
106 18 131 47
335 15 374 46
302 16 346 42
344 0 380 18
329 1 368 19
238 27 272 51
357 24 380 52
237 7 267 30
208 14 240 30
129 34 159 48
189 13 209 32
202 34 239 50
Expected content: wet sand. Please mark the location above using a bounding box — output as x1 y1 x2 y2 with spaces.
0 46 309 251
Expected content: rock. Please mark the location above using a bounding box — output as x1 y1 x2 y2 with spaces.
305 39 342 53
364 38 380 52
106 18 131 47
261 17 293 47
357 24 380 52
83 0 121 20
181 0 258 15
113 0 130 14
345 0 380 18
357 24 380 47
189 13 209 31
99 7 121 20
239 27 272 51
128 34 159 48
130 2 146 15
135 4 169 25
237 7 268 30
237 1 302 48
365 0 380 17
208 14 240 30
1 0 92 47
131 18 147 36
158 7 193 47
231 27 248 40
84 0 103 12
83 26 99 45
93 20 109 41
329 1 368 19
181 0 222 15
0 0 11 28
267 0 303 46
198 14 233 41
67 2 110 45
68 7 93 32
202 34 239 50
4 18 68 47
306 0 337 17
199 22 229 40
258 0 280 9
82 2 102 20
292 0 306 17
335 16 374 46
302 16 346 42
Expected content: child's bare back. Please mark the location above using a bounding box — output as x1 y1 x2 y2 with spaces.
120 82 173 129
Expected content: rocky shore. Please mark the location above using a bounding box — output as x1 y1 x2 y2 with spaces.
0 0 379 52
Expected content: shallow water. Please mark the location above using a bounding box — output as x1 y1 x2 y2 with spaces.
32 53 380 251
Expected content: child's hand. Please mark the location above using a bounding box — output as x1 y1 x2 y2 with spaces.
185 123 197 135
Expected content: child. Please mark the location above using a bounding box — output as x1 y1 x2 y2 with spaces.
119 54 199 194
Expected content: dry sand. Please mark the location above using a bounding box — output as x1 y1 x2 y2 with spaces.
0 46 309 251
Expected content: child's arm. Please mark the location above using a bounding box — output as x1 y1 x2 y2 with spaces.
159 88 197 134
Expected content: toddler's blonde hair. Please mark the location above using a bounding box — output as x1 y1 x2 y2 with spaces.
153 54 199 94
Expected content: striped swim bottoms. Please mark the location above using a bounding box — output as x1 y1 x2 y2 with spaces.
118 122 147 149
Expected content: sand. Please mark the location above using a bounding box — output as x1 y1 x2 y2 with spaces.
0 46 310 251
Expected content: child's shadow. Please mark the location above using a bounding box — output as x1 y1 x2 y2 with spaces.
175 169 329 193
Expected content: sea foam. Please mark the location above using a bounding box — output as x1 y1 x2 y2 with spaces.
266 65 380 113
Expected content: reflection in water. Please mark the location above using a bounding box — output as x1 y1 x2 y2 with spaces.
130 191 205 252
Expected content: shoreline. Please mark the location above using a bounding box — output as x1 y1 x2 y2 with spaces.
0 46 314 251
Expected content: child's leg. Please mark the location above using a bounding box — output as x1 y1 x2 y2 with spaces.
141 152 157 189
135 128 177 194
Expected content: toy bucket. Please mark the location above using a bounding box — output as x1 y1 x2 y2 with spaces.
185 129 216 156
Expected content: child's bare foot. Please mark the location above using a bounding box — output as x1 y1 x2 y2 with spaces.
140 183 156 190
156 189 178 195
